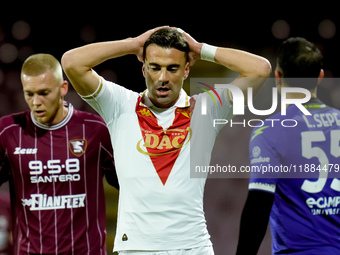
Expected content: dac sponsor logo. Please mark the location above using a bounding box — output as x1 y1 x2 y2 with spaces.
137 128 192 156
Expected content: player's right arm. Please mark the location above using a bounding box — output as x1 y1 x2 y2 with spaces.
61 28 162 96
236 190 274 255
236 125 279 254
0 154 9 186
61 39 138 96
0 120 10 185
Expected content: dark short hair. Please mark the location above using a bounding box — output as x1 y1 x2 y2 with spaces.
276 37 323 89
143 28 190 62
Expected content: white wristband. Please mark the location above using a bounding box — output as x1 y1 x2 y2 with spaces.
200 43 217 63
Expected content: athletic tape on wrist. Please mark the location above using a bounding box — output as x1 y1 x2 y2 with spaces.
201 43 217 63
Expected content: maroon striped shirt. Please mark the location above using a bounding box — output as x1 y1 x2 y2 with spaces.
0 103 115 255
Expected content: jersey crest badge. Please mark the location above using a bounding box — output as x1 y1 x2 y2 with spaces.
69 139 87 157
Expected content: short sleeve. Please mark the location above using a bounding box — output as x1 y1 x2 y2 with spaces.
80 77 138 126
192 87 234 134
215 87 234 121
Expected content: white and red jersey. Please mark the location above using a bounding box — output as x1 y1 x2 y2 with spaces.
82 77 233 252
0 103 116 255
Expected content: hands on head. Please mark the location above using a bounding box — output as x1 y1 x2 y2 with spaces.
133 26 203 66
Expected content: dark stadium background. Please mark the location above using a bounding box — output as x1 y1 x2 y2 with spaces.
0 4 339 254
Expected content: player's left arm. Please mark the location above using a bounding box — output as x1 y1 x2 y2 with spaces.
181 29 271 100
215 47 271 98
100 127 119 190
103 160 119 191
101 147 119 190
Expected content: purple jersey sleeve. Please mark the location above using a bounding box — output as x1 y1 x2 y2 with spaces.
248 125 281 193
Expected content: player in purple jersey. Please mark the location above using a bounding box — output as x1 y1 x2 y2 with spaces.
0 54 118 255
236 38 340 255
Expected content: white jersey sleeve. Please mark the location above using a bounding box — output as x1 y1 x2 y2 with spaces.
192 87 233 133
80 77 139 126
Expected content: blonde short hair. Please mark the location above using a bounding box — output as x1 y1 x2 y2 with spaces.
21 53 63 83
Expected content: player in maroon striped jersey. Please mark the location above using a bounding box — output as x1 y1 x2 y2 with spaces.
0 54 118 255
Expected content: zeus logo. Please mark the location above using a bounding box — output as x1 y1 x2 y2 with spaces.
200 83 311 116
14 147 37 155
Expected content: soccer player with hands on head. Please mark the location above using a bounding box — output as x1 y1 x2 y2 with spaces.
62 26 271 254
0 53 118 255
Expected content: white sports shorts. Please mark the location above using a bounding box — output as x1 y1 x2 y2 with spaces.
118 246 214 255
